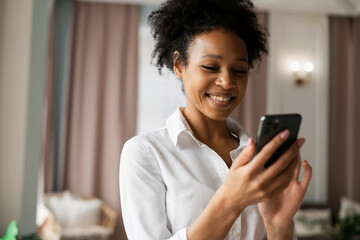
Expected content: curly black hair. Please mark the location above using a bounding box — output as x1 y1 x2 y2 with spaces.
148 0 268 74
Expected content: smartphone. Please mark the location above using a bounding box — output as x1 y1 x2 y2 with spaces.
253 114 302 168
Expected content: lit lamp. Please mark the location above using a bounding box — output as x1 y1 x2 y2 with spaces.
290 61 314 86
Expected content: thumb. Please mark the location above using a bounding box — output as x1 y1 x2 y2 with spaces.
231 138 255 170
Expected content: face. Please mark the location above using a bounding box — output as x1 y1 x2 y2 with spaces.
174 29 249 121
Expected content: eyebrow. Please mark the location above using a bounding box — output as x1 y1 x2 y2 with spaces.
200 54 248 63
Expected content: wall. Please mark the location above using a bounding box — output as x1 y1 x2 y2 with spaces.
268 12 329 203
0 0 51 235
137 6 186 134
0 0 33 233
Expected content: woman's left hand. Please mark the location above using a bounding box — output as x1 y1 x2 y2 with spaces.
258 153 312 235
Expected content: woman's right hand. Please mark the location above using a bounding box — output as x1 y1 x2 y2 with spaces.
187 130 304 240
220 130 304 214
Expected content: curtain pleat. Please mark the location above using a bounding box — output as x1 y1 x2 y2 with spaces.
43 0 75 193
328 17 360 210
63 2 139 239
42 6 55 193
230 12 268 138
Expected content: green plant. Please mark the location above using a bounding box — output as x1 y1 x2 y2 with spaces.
0 221 41 240
21 233 41 240
327 213 360 240
0 221 18 240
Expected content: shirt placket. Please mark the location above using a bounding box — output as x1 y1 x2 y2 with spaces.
204 145 244 239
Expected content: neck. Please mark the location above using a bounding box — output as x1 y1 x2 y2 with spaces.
181 106 232 145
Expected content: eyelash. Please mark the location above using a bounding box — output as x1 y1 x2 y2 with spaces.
202 66 217 71
201 66 248 75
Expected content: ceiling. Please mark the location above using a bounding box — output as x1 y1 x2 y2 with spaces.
252 0 360 16
80 0 360 16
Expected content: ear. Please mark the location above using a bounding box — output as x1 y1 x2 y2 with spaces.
173 51 185 79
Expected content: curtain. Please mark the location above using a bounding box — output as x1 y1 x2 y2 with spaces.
42 6 55 193
42 0 75 193
230 13 268 139
63 2 139 239
328 17 360 210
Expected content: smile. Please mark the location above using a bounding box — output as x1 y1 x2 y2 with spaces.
209 94 232 102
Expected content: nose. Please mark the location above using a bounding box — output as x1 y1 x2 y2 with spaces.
215 71 235 89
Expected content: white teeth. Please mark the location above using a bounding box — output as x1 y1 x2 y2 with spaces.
210 95 231 102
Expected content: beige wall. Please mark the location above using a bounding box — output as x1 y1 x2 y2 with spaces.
267 13 329 203
0 0 33 233
0 0 50 235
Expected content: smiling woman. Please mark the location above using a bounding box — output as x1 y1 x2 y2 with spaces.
119 0 312 239
173 30 249 122
173 30 250 168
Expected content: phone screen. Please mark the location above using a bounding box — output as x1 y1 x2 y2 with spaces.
254 114 302 168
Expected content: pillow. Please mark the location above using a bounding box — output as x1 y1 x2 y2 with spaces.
294 208 332 237
339 197 360 219
36 198 51 227
48 191 102 229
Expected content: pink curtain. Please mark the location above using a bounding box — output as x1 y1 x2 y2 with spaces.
64 2 139 239
230 13 268 139
328 17 360 210
42 6 55 193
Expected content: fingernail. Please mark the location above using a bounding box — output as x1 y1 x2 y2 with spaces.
298 138 305 147
280 130 290 139
247 138 252 147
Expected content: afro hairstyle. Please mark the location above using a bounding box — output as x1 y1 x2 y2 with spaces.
148 0 268 74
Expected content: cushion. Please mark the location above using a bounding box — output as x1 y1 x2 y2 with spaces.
61 225 112 240
48 191 102 229
339 197 360 219
294 208 331 237
36 198 51 227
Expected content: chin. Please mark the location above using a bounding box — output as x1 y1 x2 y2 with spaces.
205 109 233 121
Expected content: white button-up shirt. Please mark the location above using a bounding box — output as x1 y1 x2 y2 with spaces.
120 108 266 239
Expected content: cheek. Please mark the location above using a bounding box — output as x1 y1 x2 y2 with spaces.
241 79 248 93
236 78 248 99
184 74 212 95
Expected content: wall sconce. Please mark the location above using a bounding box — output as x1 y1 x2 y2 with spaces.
290 61 314 86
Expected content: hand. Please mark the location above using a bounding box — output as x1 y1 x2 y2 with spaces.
220 130 305 214
258 153 312 230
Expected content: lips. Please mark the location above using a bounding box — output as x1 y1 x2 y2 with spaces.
206 93 235 107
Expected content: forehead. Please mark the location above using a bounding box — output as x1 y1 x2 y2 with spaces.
187 29 248 61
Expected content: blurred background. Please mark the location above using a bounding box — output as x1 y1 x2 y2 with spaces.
0 0 359 239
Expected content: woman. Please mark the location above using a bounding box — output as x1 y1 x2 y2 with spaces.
120 0 312 239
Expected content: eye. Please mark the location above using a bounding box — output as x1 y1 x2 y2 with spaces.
201 65 218 71
233 70 248 76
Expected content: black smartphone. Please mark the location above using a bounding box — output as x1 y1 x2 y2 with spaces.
253 114 302 168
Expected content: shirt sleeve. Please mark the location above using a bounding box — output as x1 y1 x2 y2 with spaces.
119 137 188 240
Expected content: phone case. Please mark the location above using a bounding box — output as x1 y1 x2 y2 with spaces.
254 114 302 168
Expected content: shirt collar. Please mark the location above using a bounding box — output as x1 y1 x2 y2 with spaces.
166 108 195 146
226 118 250 150
166 107 249 148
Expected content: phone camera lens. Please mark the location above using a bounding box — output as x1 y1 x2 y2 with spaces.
273 119 280 130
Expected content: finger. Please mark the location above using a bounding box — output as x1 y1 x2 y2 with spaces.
261 138 304 181
263 168 293 196
250 130 291 169
263 152 298 191
231 138 255 170
300 160 312 189
293 153 302 181
263 177 290 201
270 180 289 198
288 152 300 176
